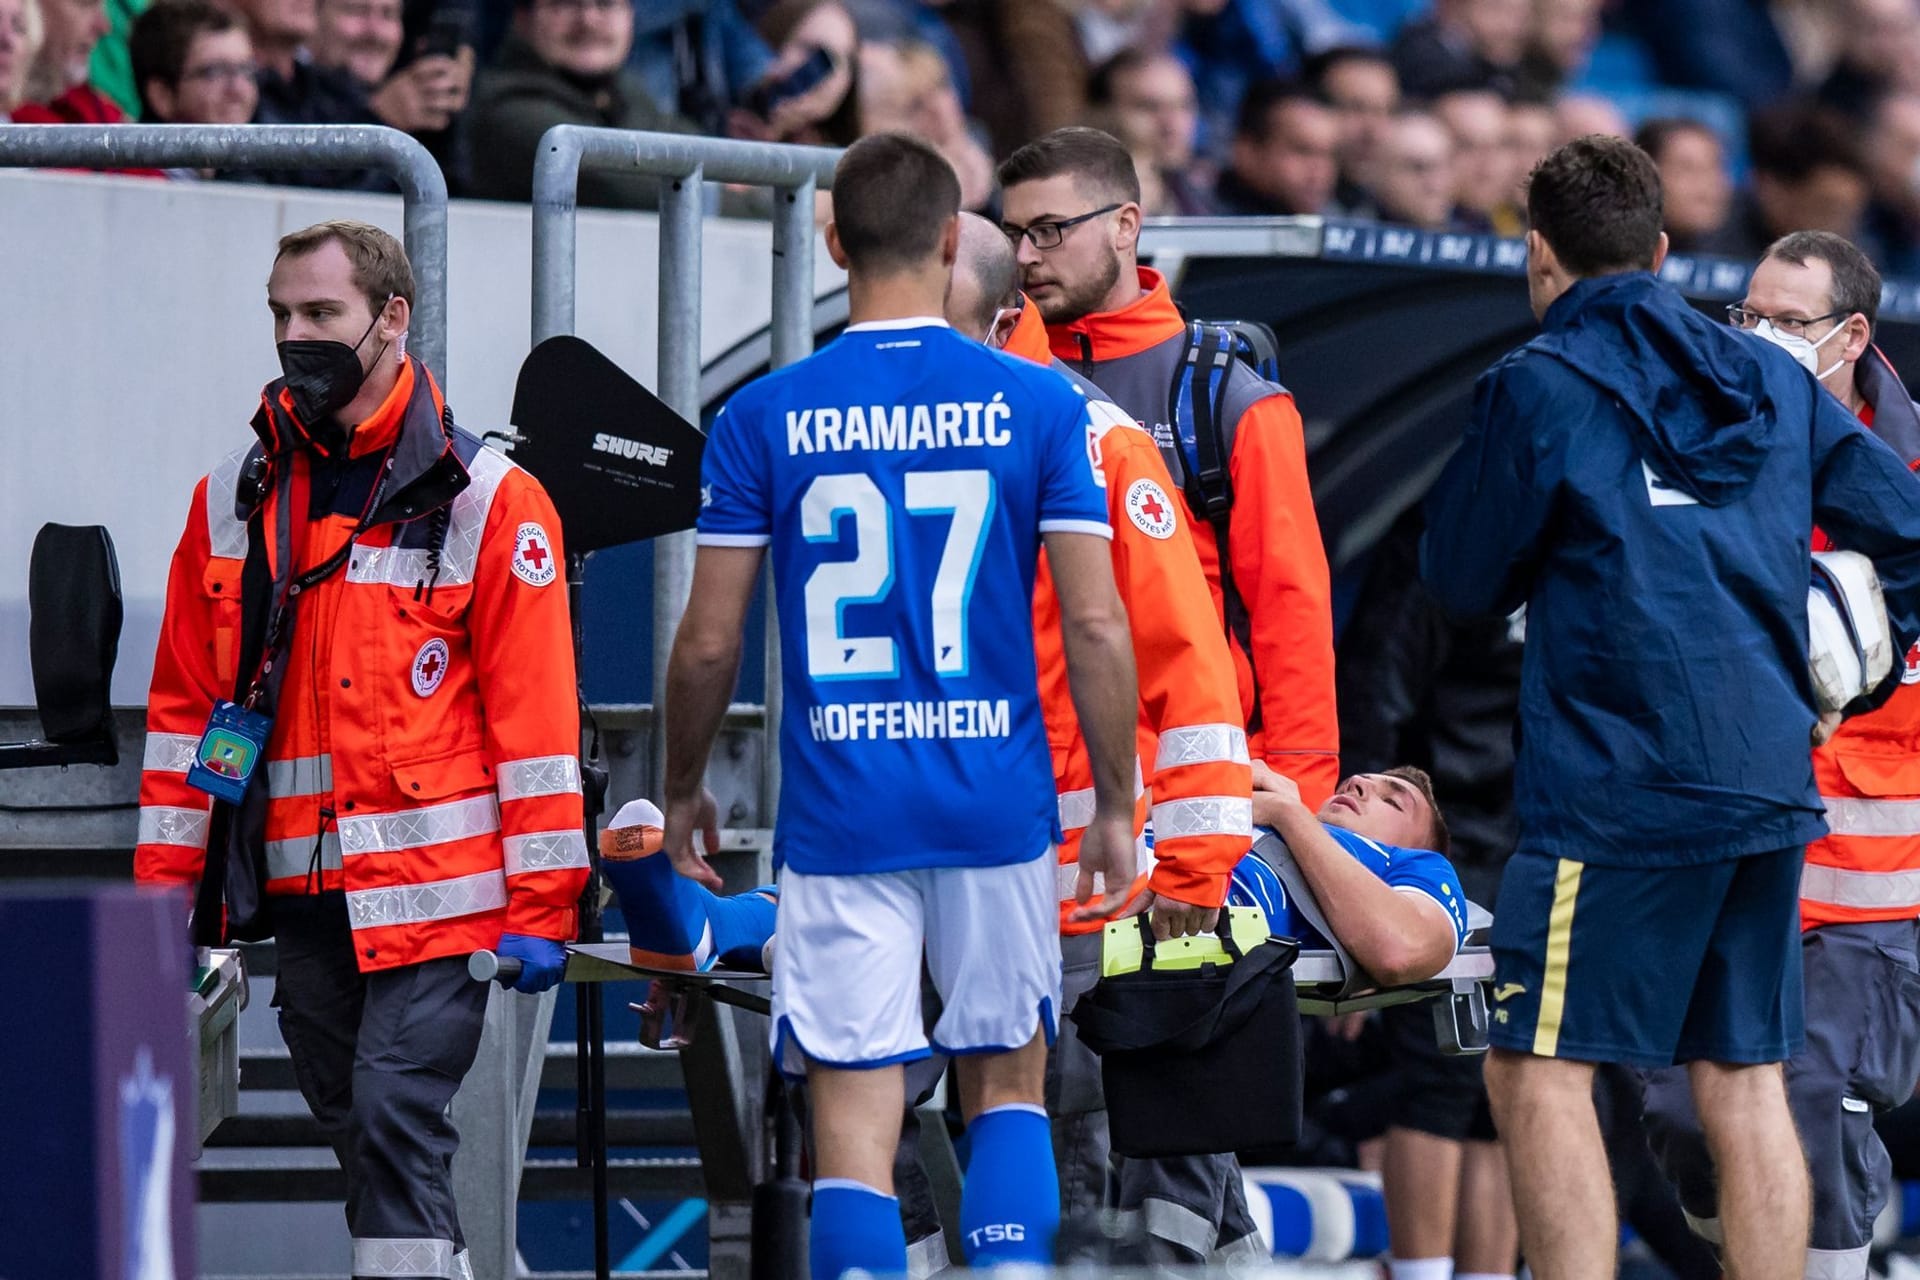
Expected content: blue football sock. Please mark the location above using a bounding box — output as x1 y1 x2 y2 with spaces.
600 847 711 966
709 886 778 971
959 1104 1059 1266
810 1179 906 1280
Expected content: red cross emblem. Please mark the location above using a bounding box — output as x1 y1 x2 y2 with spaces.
412 638 450 697
512 522 558 586
1126 478 1177 540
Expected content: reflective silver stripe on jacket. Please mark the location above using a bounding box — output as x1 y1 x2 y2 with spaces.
345 870 508 930
143 732 201 774
502 829 590 876
204 446 253 561
337 795 500 857
264 831 343 882
496 754 582 803
1823 795 1920 837
1154 723 1250 770
1800 861 1920 910
266 754 332 799
350 1237 455 1278
344 445 515 588
1058 786 1096 833
137 805 210 850
1056 761 1146 833
1152 795 1254 840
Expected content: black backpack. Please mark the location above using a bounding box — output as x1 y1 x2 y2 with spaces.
1165 320 1284 723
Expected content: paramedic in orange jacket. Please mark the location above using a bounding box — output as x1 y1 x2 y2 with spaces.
998 127 1339 808
134 221 586 1280
947 212 1253 1239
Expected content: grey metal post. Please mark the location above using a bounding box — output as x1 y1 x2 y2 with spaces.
0 124 450 383
761 174 819 822
652 168 705 796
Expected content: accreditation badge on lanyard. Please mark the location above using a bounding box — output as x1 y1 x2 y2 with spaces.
186 699 275 804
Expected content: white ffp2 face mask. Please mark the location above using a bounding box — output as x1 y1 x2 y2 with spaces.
1754 317 1848 380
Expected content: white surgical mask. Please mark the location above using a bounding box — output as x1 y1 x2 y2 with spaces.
1753 317 1848 381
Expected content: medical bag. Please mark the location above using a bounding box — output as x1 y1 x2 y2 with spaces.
1069 907 1301 1158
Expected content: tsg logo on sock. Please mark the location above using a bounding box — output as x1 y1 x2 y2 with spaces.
965 1224 1026 1249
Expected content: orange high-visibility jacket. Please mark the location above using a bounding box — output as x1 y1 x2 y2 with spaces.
1806 346 1920 929
135 359 587 970
1009 305 1253 929
1046 268 1338 806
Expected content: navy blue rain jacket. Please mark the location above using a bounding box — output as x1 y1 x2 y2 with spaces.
1422 271 1920 867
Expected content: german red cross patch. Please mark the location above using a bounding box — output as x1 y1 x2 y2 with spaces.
412 638 450 698
1125 478 1177 540
512 522 558 587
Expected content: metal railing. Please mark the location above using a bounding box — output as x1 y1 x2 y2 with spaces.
531 126 840 816
530 128 839 1280
0 124 449 382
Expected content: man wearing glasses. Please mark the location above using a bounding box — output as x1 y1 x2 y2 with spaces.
1641 230 1920 1280
996 125 1337 1264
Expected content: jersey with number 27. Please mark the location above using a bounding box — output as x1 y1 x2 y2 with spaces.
699 319 1112 875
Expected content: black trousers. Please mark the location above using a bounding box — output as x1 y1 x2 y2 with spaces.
271 893 490 1280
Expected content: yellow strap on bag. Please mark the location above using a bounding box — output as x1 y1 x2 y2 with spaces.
1101 905 1272 978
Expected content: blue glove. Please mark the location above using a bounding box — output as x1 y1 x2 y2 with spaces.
497 933 568 993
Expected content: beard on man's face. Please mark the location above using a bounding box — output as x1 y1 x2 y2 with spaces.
1027 247 1123 326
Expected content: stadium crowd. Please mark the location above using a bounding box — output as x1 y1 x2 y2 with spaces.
11 0 1920 273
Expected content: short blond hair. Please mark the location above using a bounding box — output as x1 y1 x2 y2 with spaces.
275 219 415 314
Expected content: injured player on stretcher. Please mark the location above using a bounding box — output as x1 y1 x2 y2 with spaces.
599 760 1467 993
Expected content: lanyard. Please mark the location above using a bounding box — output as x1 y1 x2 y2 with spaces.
241 442 399 710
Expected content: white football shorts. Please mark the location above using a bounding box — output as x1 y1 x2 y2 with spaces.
769 847 1062 1078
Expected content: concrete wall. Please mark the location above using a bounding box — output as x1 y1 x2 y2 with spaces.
0 170 843 706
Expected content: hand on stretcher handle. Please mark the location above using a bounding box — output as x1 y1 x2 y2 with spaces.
467 949 522 986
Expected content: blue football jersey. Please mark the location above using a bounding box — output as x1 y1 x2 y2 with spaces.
1229 824 1470 952
698 319 1112 874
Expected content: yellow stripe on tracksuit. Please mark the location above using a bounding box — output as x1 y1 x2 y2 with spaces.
1533 858 1583 1057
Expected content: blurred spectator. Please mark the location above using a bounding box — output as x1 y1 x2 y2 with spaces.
1635 116 1736 255
130 0 255 179
858 37 993 209
1213 77 1340 215
1552 90 1627 143
468 0 690 205
1178 0 1372 157
1308 44 1400 215
1515 0 1600 100
16 0 117 118
1088 46 1215 215
630 1 771 136
1391 0 1528 100
310 0 467 148
88 0 146 117
0 0 42 116
1720 100 1873 258
1371 109 1461 229
733 0 860 146
1617 0 1791 109
1861 91 1920 276
1816 0 1920 122
1503 96 1555 189
1433 86 1520 233
311 0 399 85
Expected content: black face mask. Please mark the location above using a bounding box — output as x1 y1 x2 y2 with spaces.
275 304 388 429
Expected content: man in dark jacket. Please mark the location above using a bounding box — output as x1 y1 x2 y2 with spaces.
466 0 689 207
1422 136 1920 1280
